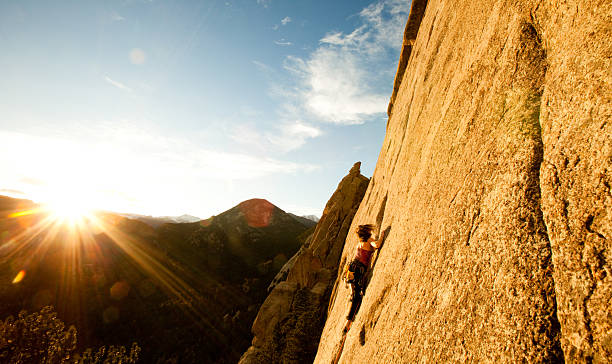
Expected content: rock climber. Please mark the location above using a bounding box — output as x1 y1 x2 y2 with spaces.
344 224 385 332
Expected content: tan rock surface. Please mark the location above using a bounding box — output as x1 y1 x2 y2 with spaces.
250 281 298 347
239 163 369 363
286 162 370 288
316 0 610 363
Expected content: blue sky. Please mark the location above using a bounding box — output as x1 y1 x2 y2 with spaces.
0 0 409 218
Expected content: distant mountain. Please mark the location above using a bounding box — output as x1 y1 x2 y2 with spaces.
0 194 38 214
0 195 312 363
302 214 320 223
159 199 309 277
175 214 201 223
121 213 201 228
287 213 318 227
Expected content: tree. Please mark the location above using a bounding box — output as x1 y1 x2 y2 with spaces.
0 306 139 364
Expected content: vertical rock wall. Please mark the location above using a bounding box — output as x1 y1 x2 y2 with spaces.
316 0 610 362
536 2 611 361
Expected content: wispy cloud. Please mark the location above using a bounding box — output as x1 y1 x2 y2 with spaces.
0 188 25 196
229 123 266 151
252 60 274 73
20 177 46 186
267 121 322 152
256 0 271 8
272 16 291 31
110 11 125 22
104 76 133 92
5 126 319 180
284 49 387 124
274 39 292 46
320 25 368 47
230 121 322 153
281 0 409 125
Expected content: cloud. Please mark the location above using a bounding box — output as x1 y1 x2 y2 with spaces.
284 49 388 124
267 121 322 152
252 60 274 73
257 0 271 8
0 126 316 184
110 11 125 22
0 127 318 216
320 25 368 47
230 121 322 153
282 0 409 125
272 16 291 32
356 0 409 52
229 124 266 151
0 188 25 196
104 76 133 92
19 177 46 186
274 39 292 46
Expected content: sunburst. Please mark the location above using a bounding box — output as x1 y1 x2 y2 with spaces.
3 193 206 323
43 199 93 224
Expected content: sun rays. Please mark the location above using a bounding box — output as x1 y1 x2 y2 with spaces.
1 203 216 324
44 202 93 224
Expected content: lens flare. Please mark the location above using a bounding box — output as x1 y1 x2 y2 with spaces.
12 270 26 284
110 281 130 300
2 195 221 332
8 209 43 218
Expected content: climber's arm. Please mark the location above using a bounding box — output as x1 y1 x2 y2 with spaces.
370 230 385 249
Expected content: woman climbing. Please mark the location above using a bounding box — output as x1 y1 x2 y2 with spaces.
344 224 384 332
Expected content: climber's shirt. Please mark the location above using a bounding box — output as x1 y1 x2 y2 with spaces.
355 244 373 266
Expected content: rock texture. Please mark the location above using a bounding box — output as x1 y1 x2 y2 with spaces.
316 0 610 363
239 162 369 363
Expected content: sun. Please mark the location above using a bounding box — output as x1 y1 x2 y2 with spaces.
43 193 95 223
47 201 91 221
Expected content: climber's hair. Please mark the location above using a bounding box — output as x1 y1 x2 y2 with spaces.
356 224 375 242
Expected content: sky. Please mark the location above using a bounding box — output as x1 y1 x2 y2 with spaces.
0 0 410 219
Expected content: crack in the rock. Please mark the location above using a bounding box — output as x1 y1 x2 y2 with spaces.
582 258 596 364
537 161 566 364
523 18 566 362
465 207 480 247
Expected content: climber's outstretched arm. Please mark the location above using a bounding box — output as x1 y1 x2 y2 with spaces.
370 230 385 249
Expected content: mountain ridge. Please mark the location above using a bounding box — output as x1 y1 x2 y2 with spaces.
0 194 313 363
120 198 317 230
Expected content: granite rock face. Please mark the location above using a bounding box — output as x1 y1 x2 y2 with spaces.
316 0 610 363
239 163 369 363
